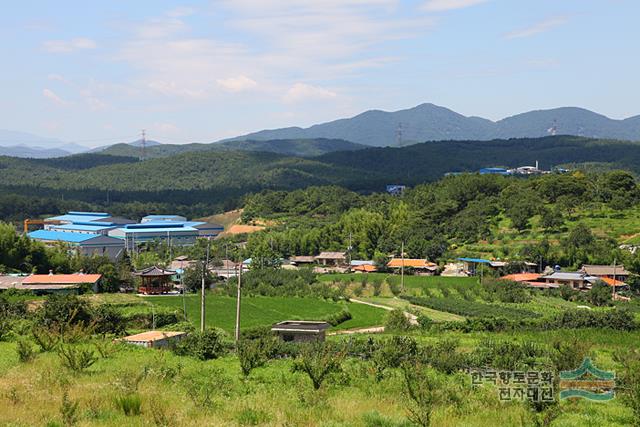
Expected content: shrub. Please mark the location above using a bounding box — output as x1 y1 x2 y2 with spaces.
16 338 36 363
372 336 417 381
292 341 346 390
613 349 640 426
236 408 271 426
32 326 60 352
419 338 467 374
174 329 229 360
469 339 544 371
401 363 446 427
402 296 540 319
60 390 79 426
39 294 92 328
417 314 433 330
114 393 142 416
92 305 126 336
588 281 612 307
362 411 412 427
372 280 382 297
483 279 531 303
323 308 352 326
385 309 412 332
180 366 232 407
58 345 97 372
237 339 268 377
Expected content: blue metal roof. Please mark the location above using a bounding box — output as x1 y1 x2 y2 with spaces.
457 257 491 264
28 230 101 243
52 224 114 232
68 211 109 216
142 215 185 220
46 214 111 223
119 226 198 234
124 222 187 230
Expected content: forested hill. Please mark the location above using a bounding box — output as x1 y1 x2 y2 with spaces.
98 138 366 158
318 136 640 184
2 135 640 220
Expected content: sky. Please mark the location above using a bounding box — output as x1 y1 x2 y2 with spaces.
0 0 638 146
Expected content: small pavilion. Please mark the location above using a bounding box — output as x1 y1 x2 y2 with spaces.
134 266 175 295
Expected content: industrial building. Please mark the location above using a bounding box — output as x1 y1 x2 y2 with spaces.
27 211 223 255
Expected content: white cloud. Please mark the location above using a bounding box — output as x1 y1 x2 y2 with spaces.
43 38 96 53
422 0 487 12
505 16 569 39
216 75 258 92
283 83 337 103
166 6 195 18
42 88 67 105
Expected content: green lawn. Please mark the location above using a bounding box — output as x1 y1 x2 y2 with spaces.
146 294 386 332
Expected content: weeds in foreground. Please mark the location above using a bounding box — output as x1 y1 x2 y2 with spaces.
16 338 36 363
114 393 142 416
60 389 80 426
58 345 97 372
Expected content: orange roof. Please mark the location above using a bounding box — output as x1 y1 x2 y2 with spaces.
122 331 186 342
600 277 626 287
352 264 377 272
387 259 437 269
500 273 542 282
23 274 101 284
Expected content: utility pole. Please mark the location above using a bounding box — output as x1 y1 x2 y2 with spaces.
348 232 353 268
200 239 210 332
235 259 242 342
401 241 405 293
612 258 617 300
181 259 187 321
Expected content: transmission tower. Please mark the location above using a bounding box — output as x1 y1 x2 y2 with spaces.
395 123 403 146
140 129 146 160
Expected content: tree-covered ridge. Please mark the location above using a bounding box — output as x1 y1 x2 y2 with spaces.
98 138 367 158
2 135 640 221
240 170 640 270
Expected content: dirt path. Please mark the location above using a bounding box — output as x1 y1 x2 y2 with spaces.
330 298 418 335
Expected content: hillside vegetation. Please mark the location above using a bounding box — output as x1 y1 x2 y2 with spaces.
2 135 640 221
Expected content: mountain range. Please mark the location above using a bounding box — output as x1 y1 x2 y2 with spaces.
223 103 640 147
3 103 640 158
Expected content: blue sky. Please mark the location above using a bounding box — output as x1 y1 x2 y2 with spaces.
0 0 637 146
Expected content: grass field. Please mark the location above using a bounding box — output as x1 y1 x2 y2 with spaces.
146 293 387 332
0 327 637 426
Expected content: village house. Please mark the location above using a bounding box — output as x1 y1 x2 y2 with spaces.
0 273 102 295
314 252 348 267
539 271 599 290
387 258 438 275
580 264 630 282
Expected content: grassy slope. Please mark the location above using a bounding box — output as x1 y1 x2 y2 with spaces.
146 294 386 332
0 328 637 426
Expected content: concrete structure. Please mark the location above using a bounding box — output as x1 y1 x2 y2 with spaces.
290 256 317 266
271 321 331 343
121 331 186 348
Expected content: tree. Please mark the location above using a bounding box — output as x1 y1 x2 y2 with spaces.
182 261 214 292
401 363 447 427
588 281 611 307
540 206 564 230
292 341 345 390
97 264 119 293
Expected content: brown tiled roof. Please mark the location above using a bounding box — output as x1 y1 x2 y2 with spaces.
133 266 175 277
315 252 347 260
23 274 101 284
387 259 437 269
581 265 630 276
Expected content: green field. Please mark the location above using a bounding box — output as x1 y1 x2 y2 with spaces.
319 273 477 289
146 294 386 332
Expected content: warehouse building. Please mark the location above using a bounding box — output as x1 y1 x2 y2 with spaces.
27 230 125 260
